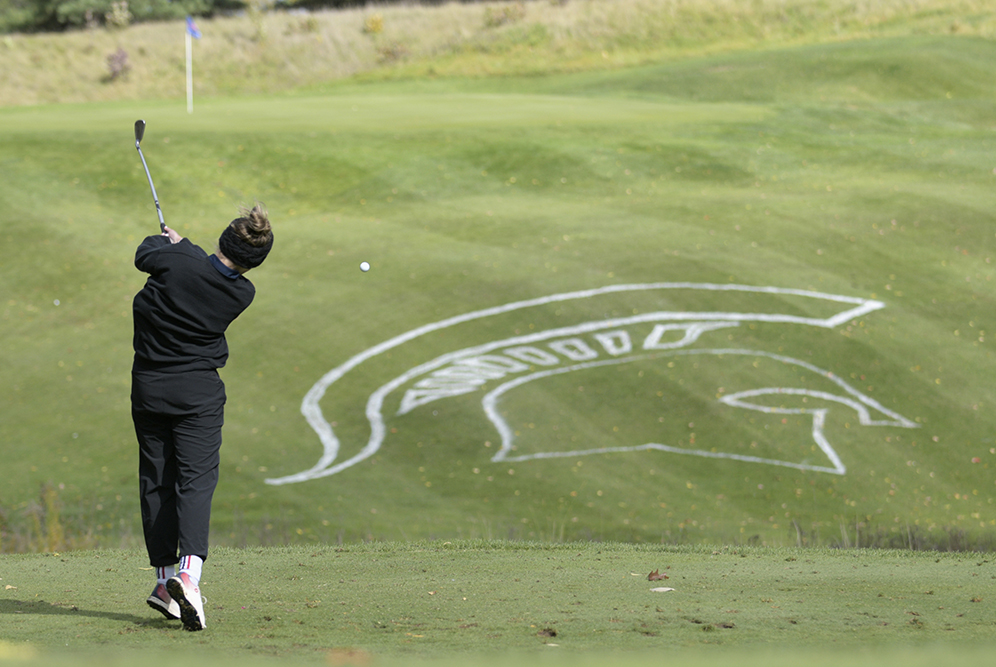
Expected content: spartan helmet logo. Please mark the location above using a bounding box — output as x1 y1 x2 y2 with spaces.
266 283 917 486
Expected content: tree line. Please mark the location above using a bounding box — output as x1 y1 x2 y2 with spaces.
0 0 430 33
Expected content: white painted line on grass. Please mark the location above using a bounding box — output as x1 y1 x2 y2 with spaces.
267 283 901 485
482 348 916 474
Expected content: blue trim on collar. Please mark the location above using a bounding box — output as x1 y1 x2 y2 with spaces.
210 254 240 279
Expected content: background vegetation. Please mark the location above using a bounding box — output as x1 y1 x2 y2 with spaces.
0 0 369 33
2 0 996 106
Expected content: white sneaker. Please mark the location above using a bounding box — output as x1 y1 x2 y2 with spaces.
166 573 206 631
146 582 181 620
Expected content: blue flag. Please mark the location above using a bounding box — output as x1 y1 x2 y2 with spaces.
186 16 201 39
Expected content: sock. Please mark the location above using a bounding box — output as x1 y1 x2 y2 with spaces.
178 555 204 585
156 565 176 586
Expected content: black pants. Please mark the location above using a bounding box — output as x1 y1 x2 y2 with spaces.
132 369 226 567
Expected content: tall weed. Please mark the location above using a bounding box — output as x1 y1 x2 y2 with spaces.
0 484 102 553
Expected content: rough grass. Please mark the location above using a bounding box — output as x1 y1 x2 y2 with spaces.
2 0 996 107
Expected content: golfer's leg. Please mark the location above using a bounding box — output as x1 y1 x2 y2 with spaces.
134 409 180 567
172 401 224 561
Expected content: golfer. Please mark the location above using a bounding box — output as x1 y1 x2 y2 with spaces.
131 204 273 631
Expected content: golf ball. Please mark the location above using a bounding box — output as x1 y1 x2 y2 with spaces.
360 261 370 272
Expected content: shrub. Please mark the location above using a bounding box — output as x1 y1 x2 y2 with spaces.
377 40 408 63
105 0 131 28
247 0 270 41
300 15 318 32
363 12 383 34
483 2 525 28
105 46 129 80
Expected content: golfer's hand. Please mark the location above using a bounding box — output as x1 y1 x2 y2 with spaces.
162 226 183 244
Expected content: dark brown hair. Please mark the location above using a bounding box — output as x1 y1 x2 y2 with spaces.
231 203 272 247
218 203 273 269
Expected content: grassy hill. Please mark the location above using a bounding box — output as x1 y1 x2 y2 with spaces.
2 1 996 553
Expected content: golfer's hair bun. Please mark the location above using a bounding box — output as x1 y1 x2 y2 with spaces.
235 203 272 247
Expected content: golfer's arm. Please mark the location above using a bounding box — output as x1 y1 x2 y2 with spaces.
134 235 172 273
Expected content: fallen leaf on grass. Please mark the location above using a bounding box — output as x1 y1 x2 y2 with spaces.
651 587 675 593
648 569 668 581
4 585 15 590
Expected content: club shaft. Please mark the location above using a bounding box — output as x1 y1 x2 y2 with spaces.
136 143 165 231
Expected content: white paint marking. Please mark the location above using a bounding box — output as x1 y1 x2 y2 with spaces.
396 320 731 414
594 330 633 356
482 349 916 474
267 284 888 485
643 322 737 350
549 338 600 361
503 346 561 366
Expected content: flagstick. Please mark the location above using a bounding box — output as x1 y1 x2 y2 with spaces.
185 30 193 114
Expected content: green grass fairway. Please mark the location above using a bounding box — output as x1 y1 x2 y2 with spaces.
2 33 996 551
2 542 995 664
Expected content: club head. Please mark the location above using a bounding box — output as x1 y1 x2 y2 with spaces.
134 119 146 146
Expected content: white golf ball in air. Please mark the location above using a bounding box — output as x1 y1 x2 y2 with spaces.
360 261 370 272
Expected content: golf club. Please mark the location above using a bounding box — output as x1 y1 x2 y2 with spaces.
134 119 165 232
